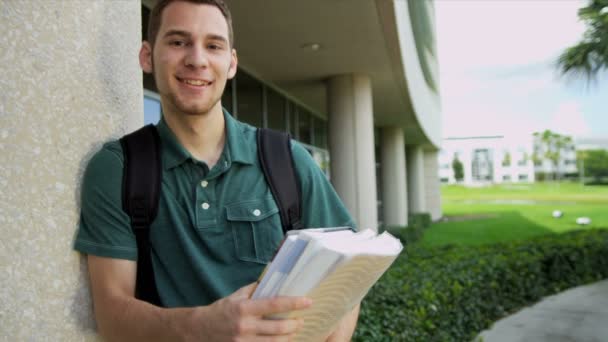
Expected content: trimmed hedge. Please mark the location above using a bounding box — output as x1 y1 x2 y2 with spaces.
383 213 432 246
353 229 608 341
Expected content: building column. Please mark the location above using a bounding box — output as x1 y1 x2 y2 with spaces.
407 145 426 214
1 2 142 339
423 149 442 221
327 74 378 231
380 127 408 226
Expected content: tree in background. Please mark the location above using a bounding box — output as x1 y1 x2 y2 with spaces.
556 0 608 83
533 130 574 181
502 151 511 167
579 149 608 183
452 155 464 182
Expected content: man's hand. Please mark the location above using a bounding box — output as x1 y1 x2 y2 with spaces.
191 283 313 341
87 256 312 342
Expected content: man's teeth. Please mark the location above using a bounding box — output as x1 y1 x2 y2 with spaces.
183 79 210 86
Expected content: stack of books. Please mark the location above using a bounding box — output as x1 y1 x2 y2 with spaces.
252 227 403 341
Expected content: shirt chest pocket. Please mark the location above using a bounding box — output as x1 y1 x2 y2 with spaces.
226 197 284 264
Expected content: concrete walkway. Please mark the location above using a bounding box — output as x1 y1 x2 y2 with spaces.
477 279 608 342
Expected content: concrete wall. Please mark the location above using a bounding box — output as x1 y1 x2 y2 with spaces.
328 74 378 231
423 149 442 221
380 127 408 226
0 1 141 340
406 145 426 214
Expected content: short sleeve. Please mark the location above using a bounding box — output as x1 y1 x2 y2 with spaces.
73 142 138 260
290 141 356 230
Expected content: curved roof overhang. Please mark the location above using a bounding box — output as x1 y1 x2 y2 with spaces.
146 0 441 147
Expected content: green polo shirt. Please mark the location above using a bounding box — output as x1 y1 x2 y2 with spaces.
74 111 355 307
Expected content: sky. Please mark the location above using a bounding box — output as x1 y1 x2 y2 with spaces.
435 0 607 140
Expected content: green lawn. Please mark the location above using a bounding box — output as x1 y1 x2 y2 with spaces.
420 182 608 248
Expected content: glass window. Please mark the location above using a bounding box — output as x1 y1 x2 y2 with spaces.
287 102 297 137
236 71 262 127
311 149 331 179
313 117 327 149
222 78 233 114
472 148 493 181
298 107 312 144
144 95 162 125
267 88 286 131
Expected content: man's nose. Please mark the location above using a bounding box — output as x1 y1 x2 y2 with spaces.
184 44 209 68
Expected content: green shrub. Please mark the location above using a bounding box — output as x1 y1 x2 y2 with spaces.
383 225 422 246
353 229 608 341
382 213 431 246
409 213 432 229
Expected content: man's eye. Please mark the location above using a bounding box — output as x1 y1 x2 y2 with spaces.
170 40 185 47
208 44 221 50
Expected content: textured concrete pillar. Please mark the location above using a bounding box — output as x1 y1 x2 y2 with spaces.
327 74 378 231
423 149 442 221
380 127 408 226
1 2 142 340
406 145 426 214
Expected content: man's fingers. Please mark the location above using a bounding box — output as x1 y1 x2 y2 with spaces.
241 296 313 316
231 282 258 300
256 318 303 336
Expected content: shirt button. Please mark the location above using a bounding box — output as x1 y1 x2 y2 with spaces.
202 202 210 210
201 180 208 188
253 209 261 217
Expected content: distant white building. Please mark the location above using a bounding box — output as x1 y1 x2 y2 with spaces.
439 133 580 185
574 137 608 151
439 135 536 185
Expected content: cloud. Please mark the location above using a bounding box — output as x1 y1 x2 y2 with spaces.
442 101 539 138
547 101 591 137
436 0 599 140
436 0 586 72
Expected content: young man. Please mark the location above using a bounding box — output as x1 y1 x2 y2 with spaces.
74 0 360 340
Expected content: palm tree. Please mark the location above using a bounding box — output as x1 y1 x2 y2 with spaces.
556 0 608 83
534 130 574 181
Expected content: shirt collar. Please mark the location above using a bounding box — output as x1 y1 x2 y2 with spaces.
223 109 256 165
156 117 191 171
156 109 255 171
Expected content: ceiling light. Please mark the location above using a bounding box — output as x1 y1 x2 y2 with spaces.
301 43 322 51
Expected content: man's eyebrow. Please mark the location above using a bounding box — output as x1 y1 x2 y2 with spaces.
206 34 228 44
161 31 228 44
162 30 190 39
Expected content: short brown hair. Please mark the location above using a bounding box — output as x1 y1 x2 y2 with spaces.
147 0 234 48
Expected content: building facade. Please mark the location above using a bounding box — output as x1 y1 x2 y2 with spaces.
440 134 578 186
439 135 536 185
1 0 442 339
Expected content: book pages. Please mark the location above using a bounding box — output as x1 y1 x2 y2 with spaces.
278 253 399 341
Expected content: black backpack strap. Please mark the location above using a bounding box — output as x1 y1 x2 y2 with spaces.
257 128 302 233
119 124 163 306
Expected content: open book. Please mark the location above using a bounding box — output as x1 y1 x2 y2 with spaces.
251 227 403 341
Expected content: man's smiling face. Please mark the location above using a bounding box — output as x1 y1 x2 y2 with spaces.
140 1 237 118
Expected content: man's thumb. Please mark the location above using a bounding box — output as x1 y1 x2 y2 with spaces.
232 282 257 299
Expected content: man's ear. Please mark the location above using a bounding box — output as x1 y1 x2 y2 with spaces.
139 41 153 73
227 49 238 79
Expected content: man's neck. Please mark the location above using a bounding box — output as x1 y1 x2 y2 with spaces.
162 104 226 168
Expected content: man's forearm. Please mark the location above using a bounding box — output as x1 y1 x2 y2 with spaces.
326 304 360 342
95 294 202 342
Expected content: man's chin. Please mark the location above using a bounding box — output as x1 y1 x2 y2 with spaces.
176 103 219 117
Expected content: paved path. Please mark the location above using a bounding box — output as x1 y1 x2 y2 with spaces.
477 279 608 342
